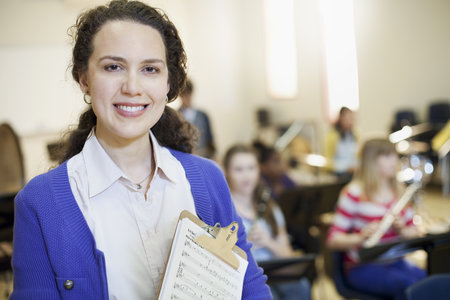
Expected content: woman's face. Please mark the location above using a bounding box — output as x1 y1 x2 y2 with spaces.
340 110 354 131
376 152 399 179
80 20 170 143
227 152 260 196
260 152 284 180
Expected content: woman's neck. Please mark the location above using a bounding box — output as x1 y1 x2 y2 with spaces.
231 191 255 219
380 177 391 188
372 177 394 203
96 131 153 183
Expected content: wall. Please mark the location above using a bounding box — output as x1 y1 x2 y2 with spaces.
354 0 450 138
0 0 449 181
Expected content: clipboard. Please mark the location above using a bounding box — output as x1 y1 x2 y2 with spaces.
157 210 248 300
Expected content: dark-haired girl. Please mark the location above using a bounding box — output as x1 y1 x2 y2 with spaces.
224 145 310 300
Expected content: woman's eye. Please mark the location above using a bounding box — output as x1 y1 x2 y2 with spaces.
143 66 158 73
104 64 122 71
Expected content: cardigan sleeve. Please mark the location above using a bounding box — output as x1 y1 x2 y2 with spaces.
11 182 61 299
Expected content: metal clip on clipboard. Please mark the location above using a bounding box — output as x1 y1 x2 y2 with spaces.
176 210 247 271
195 221 241 270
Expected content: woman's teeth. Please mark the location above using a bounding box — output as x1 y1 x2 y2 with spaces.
116 105 146 112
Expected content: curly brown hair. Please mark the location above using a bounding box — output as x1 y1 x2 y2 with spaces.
70 0 186 100
59 0 196 163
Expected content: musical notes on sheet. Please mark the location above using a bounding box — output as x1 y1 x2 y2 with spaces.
158 217 248 300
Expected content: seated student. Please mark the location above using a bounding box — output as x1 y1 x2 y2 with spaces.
224 145 311 300
253 141 296 201
327 138 426 300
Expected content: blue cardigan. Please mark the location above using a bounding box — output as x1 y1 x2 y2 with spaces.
11 149 271 299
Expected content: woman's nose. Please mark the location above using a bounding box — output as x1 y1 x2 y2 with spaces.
121 72 142 96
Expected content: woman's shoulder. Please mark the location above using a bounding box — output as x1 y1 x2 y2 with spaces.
168 149 222 174
327 127 340 137
341 181 363 200
16 163 67 206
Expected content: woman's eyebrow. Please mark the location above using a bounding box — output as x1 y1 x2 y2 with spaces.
99 55 165 65
99 55 125 62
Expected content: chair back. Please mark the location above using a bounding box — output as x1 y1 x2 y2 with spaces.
405 274 450 300
428 101 450 125
331 252 389 300
0 123 25 195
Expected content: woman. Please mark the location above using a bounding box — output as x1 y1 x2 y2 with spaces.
327 138 426 299
324 107 358 180
252 141 296 201
178 79 216 159
224 145 310 300
11 1 270 299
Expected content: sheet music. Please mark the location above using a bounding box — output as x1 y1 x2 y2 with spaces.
158 217 248 300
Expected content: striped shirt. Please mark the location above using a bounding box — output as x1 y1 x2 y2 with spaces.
327 182 415 264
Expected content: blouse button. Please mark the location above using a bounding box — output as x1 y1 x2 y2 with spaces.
64 280 74 290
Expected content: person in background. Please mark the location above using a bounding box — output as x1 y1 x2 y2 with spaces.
253 141 296 201
224 144 311 300
11 1 270 299
327 138 426 300
324 107 358 181
178 79 216 159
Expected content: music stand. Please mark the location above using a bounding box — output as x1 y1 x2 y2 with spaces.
359 231 450 274
277 181 347 252
257 253 316 284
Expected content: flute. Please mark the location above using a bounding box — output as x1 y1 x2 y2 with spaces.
362 182 421 248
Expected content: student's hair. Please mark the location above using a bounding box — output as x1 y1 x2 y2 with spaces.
180 78 194 97
335 106 354 137
59 0 195 163
356 138 398 197
223 144 279 236
251 141 276 164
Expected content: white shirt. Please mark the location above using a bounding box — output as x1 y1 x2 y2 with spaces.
67 130 196 300
334 132 358 173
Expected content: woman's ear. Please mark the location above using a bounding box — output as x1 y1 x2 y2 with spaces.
79 73 89 94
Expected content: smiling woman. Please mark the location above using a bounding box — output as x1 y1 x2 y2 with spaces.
10 1 271 299
80 21 170 147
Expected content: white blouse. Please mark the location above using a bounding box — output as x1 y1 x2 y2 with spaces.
67 130 196 300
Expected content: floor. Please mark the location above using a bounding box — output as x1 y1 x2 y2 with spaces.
0 185 448 299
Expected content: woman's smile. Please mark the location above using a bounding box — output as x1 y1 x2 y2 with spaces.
114 103 150 117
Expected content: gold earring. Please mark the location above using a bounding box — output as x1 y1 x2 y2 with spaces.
83 93 91 105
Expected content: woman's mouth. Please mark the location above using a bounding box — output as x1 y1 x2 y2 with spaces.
114 104 149 117
115 104 148 112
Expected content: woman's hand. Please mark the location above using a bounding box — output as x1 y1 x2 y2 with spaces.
392 215 406 232
360 221 380 240
327 221 381 251
249 220 294 258
248 221 274 249
393 214 421 239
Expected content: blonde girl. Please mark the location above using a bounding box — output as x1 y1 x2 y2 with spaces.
327 138 426 299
